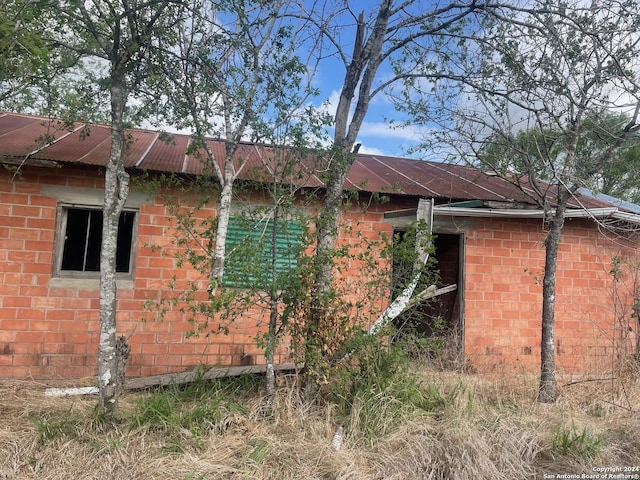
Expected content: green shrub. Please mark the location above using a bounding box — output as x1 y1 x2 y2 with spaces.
31 409 81 444
128 374 255 434
552 421 604 460
326 331 448 445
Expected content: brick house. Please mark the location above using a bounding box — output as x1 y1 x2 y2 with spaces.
1 112 640 380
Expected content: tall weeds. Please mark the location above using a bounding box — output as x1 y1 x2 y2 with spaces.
2 365 639 480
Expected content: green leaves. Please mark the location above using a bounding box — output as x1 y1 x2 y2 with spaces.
0 0 53 105
478 111 640 204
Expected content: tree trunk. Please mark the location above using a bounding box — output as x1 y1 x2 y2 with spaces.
210 177 234 285
305 4 392 379
266 202 280 397
305 145 354 377
313 145 354 295
537 197 567 403
266 301 277 397
98 73 130 415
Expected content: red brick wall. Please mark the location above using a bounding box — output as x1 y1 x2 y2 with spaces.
463 217 640 376
0 165 394 379
2 165 638 379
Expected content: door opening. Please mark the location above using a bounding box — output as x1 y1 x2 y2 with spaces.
392 231 464 357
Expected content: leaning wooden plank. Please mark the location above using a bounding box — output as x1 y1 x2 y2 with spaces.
45 387 99 397
368 198 434 335
44 363 300 396
368 268 426 335
124 363 300 390
406 284 457 309
368 283 457 336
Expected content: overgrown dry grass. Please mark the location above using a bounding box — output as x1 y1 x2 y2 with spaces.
1 362 640 480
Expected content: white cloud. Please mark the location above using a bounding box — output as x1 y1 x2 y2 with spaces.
357 121 421 142
358 144 386 156
310 89 423 150
315 89 340 116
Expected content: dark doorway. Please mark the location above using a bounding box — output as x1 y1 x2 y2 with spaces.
392 231 464 351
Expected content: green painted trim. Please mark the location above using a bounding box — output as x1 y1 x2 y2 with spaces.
445 200 483 208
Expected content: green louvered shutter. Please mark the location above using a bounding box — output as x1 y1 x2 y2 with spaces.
224 216 302 288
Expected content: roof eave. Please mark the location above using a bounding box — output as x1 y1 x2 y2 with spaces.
1 156 62 168
433 206 625 220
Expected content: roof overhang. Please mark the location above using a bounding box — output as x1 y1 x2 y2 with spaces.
0 156 62 168
433 205 616 219
433 206 640 226
385 205 640 227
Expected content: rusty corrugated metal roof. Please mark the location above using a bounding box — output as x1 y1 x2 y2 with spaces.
0 112 620 210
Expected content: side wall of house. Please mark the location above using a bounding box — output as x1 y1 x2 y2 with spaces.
463 216 639 376
3 163 638 380
0 166 394 379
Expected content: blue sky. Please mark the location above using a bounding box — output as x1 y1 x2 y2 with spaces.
313 85 424 158
145 1 430 160
300 1 437 160
309 55 424 158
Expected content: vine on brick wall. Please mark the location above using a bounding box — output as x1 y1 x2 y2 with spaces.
139 170 440 397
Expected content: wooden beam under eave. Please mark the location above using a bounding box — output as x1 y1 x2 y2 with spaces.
1 157 61 168
384 207 418 219
414 198 433 269
383 205 475 233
